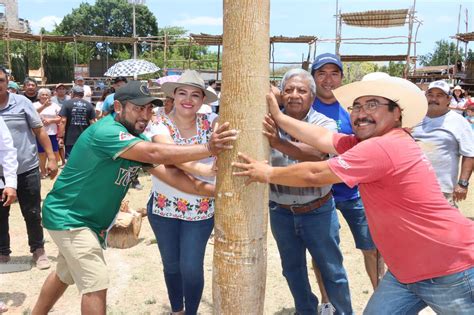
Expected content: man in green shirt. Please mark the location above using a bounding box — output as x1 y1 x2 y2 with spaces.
32 81 237 315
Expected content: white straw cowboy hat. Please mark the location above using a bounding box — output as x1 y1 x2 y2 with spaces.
332 72 428 128
161 70 218 103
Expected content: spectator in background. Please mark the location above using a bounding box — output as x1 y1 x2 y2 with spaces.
466 102 474 130
51 83 70 107
449 85 466 115
153 96 174 119
206 79 220 113
0 67 57 270
58 86 96 159
33 88 62 178
101 76 128 115
7 81 19 94
22 77 39 103
413 80 474 207
95 87 114 119
74 76 92 103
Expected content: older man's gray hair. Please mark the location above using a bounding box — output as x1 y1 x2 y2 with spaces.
280 68 316 97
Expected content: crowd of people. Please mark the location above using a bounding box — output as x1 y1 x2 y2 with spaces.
0 53 473 315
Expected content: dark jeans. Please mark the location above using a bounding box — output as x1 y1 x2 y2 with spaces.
0 167 44 255
147 197 213 315
65 145 74 159
270 198 353 315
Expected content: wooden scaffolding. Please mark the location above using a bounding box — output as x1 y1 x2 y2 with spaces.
334 0 421 77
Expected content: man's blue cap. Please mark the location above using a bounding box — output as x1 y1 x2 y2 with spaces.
311 53 343 75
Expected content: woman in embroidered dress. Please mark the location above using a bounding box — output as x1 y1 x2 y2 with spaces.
146 70 219 315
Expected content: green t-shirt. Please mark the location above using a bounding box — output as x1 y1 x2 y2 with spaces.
42 115 147 245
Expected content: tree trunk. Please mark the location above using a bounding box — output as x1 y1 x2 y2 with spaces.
212 1 270 314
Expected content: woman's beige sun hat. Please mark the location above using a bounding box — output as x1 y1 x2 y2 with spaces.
161 70 218 103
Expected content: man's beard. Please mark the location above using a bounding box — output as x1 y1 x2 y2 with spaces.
119 116 142 137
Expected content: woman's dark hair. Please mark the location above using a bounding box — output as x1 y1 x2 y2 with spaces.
452 89 463 102
100 87 114 102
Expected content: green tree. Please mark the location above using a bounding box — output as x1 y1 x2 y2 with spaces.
419 39 464 66
378 61 405 77
343 62 378 84
56 0 158 57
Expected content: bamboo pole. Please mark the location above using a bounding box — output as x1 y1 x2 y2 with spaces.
212 0 270 314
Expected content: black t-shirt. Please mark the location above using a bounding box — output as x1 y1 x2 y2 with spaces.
22 92 38 103
59 98 96 145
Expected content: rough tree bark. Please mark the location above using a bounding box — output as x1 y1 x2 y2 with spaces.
212 0 270 314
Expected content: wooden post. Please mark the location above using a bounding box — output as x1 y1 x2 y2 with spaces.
215 44 220 81
404 0 416 78
164 31 168 73
212 0 270 314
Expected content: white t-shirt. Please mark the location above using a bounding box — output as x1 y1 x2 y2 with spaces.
412 110 474 193
33 101 61 135
450 97 466 115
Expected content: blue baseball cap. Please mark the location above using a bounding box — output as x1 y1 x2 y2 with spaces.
311 53 343 75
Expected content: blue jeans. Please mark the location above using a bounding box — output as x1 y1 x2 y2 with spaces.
270 198 353 315
0 167 44 255
336 197 375 250
364 267 474 315
147 198 213 315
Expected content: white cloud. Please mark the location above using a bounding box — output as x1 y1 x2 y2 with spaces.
172 16 222 27
29 16 63 33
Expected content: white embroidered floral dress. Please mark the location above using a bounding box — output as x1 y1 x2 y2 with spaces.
146 112 217 221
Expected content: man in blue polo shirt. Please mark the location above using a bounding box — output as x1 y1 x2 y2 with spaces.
310 53 380 310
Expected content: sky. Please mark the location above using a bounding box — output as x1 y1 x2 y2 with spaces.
15 0 474 64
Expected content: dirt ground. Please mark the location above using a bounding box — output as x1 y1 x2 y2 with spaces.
1 172 473 314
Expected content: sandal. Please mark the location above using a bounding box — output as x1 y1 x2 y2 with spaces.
0 301 8 313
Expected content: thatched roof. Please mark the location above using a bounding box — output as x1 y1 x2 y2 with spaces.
340 9 409 28
0 29 136 44
340 54 408 62
414 65 453 74
190 33 317 46
454 32 474 43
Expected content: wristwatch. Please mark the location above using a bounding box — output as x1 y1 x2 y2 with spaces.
457 179 469 188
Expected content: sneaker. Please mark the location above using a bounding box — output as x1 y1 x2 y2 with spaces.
0 255 10 263
32 248 51 270
318 303 336 315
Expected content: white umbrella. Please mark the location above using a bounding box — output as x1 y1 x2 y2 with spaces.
104 59 160 77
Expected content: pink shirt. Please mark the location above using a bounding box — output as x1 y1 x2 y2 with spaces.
328 128 474 283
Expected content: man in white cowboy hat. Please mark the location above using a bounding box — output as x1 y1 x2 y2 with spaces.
233 72 474 314
412 80 474 207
